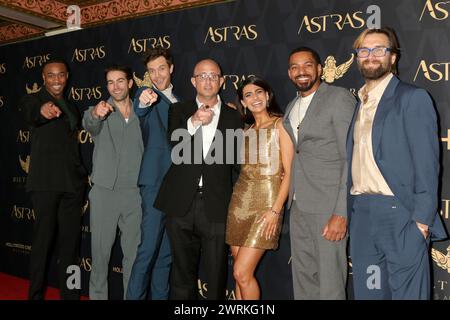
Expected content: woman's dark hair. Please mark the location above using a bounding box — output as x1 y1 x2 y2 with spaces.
236 76 282 125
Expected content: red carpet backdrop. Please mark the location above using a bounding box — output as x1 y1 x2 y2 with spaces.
0 0 449 299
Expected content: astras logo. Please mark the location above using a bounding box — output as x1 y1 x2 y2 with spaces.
420 0 450 21
128 35 171 53
72 46 106 62
23 54 51 69
204 25 258 43
414 60 450 82
69 86 102 101
298 5 381 36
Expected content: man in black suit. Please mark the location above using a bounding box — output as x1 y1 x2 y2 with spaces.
154 59 243 299
18 59 86 300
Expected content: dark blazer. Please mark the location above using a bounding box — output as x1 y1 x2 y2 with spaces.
134 86 176 189
346 76 447 240
18 88 85 192
154 100 243 223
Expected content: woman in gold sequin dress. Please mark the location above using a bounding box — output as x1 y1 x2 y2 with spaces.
226 77 294 300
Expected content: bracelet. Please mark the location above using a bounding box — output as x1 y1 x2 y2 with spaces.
271 209 280 216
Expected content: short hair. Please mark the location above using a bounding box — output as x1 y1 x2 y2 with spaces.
104 65 132 81
42 58 69 72
143 47 173 67
353 27 401 74
288 46 322 65
236 76 283 125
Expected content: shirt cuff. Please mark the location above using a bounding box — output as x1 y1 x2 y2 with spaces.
187 116 201 135
138 102 150 109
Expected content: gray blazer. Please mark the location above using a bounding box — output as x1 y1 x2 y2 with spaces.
283 82 356 216
82 97 144 189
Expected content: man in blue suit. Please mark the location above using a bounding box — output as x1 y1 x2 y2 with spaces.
347 27 447 300
127 48 178 300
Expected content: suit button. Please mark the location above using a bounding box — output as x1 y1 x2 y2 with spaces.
296 150 299 154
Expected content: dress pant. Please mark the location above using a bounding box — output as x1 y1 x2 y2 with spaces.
127 185 172 300
166 189 228 300
89 185 142 300
349 194 431 300
289 200 348 300
29 189 84 300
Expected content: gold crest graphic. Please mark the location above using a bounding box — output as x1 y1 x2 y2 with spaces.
133 72 153 88
19 155 30 174
321 54 354 83
432 245 450 273
26 82 41 94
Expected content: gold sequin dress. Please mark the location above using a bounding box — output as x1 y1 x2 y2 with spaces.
226 118 283 250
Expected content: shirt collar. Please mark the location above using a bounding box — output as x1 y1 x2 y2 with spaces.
195 95 221 112
358 73 393 104
160 83 173 97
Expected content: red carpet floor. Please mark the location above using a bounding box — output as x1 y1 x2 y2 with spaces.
0 272 88 300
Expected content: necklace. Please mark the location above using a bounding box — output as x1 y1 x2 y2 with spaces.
296 96 302 130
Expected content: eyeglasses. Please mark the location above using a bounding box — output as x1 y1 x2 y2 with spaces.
193 73 221 82
355 47 392 58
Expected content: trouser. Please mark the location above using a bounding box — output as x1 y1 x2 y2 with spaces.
89 185 142 300
127 185 172 300
166 190 228 300
289 200 348 300
29 189 84 300
349 194 431 300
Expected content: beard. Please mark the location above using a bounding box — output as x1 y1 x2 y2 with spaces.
359 60 391 80
294 75 318 92
111 91 129 103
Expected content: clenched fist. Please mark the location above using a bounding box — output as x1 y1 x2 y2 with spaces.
40 101 62 120
191 104 214 126
92 100 114 119
139 88 158 106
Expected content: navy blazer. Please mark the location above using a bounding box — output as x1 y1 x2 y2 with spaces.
134 86 176 189
346 76 447 241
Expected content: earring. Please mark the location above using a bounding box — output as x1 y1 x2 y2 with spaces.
244 107 247 115
267 99 269 108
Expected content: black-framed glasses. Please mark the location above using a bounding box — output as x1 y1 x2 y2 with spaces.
193 73 221 82
355 47 392 58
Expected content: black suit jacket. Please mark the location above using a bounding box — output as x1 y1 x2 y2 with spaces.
154 100 243 223
18 89 86 192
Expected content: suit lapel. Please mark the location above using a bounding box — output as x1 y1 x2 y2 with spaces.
372 76 399 157
347 101 360 183
283 97 298 145
40 89 79 130
297 82 327 147
154 88 172 130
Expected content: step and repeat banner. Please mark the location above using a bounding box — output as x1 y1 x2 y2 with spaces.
0 0 449 299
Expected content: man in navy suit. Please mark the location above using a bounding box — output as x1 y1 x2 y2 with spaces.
126 48 178 300
347 27 447 299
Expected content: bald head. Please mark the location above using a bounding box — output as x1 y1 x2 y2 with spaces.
191 59 224 104
193 59 222 77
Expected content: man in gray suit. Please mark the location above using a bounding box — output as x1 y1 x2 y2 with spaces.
283 47 355 299
83 65 144 299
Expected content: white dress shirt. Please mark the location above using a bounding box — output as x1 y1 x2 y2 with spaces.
187 95 222 186
289 91 315 143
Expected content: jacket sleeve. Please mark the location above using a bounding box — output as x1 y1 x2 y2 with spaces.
82 106 103 136
17 94 50 127
168 102 190 148
332 89 356 217
133 86 154 117
404 88 439 226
